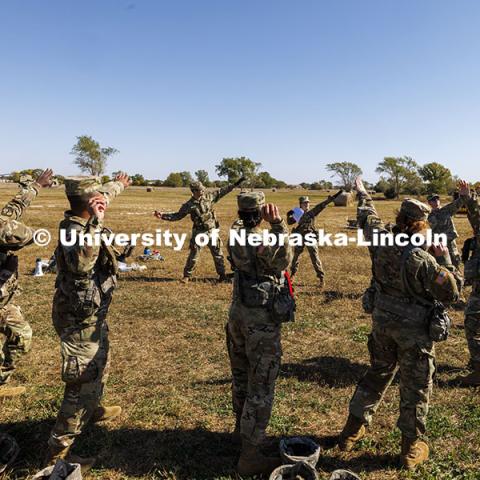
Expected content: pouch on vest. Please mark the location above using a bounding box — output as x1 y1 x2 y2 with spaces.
70 279 102 318
238 272 272 308
271 274 296 324
401 245 451 342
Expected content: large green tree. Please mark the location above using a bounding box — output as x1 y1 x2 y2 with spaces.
195 169 211 187
376 156 419 198
215 157 261 183
326 162 362 191
418 162 453 195
71 135 118 176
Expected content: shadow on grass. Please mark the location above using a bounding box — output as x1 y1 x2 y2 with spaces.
281 356 368 388
1 419 401 479
322 290 363 304
0 420 239 479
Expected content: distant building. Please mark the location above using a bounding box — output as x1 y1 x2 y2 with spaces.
0 174 12 183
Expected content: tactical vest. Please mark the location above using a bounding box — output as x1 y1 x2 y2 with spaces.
55 223 119 315
190 197 217 231
371 244 429 321
292 212 316 235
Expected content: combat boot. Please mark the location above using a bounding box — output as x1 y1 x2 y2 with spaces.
44 445 96 474
456 363 480 387
338 414 366 452
91 405 122 423
400 436 429 470
237 440 281 476
0 385 26 398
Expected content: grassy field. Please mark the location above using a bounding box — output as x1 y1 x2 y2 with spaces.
0 185 479 480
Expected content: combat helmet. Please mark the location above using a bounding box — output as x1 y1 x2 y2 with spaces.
329 470 360 480
279 437 321 468
269 461 318 480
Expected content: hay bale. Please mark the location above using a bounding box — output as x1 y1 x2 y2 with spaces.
334 191 353 207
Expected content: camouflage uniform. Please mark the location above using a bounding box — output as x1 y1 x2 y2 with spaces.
347 193 458 440
287 196 334 280
428 196 463 267
462 194 480 370
0 181 38 385
161 182 237 278
226 192 292 446
48 178 124 451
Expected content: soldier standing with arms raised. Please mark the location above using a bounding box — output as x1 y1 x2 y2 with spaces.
45 174 130 468
155 178 244 282
456 180 480 386
338 177 458 470
287 191 342 288
226 192 293 476
0 169 53 398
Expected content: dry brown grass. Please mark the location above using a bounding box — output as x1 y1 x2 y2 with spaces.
0 185 478 479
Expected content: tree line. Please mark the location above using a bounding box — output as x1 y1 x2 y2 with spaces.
7 135 478 196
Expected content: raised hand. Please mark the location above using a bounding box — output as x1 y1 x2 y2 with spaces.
89 196 108 221
458 180 470 197
35 169 54 188
261 203 281 224
354 176 367 195
115 172 131 189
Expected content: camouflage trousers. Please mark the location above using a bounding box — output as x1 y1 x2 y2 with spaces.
290 244 324 279
465 283 480 368
48 291 111 450
226 300 282 446
184 229 226 278
0 303 32 385
349 309 435 439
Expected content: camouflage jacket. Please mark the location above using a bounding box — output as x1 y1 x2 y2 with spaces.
54 181 124 312
287 197 333 235
462 194 480 288
0 183 39 306
357 192 458 314
428 197 463 242
228 219 292 301
162 184 236 231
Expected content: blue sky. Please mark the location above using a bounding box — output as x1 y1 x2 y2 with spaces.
1 0 478 183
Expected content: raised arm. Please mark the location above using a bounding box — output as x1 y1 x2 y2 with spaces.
354 177 384 241
300 190 343 224
459 180 480 233
212 176 246 203
101 173 130 206
0 169 53 222
439 196 464 217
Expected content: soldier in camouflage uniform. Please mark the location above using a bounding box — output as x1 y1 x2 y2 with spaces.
338 177 458 470
226 192 293 476
427 193 463 268
0 169 53 398
45 174 130 468
155 178 244 282
287 192 342 288
456 181 480 386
